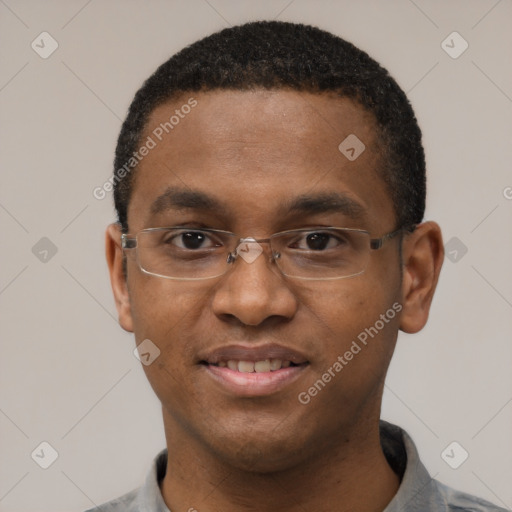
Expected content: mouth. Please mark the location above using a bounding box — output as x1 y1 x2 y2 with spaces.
206 359 300 372
199 344 310 397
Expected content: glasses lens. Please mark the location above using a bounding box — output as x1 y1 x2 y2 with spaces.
272 228 370 280
136 228 235 280
131 227 371 281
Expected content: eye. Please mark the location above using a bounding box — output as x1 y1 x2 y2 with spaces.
293 231 347 251
167 230 219 250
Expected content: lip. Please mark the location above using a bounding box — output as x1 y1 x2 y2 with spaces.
198 343 310 397
203 363 308 397
199 343 309 365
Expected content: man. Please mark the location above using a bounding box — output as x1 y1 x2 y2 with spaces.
91 21 507 512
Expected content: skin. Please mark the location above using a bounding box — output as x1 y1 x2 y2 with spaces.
106 89 444 512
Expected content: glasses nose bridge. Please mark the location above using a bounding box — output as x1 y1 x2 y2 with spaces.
227 236 278 266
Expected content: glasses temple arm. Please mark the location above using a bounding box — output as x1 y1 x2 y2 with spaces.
369 224 417 250
121 234 137 249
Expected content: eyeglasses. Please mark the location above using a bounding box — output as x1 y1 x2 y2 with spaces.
121 225 414 281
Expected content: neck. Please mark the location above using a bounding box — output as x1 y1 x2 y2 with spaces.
160 414 400 512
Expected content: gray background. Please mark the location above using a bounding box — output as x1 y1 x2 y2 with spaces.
1 0 511 510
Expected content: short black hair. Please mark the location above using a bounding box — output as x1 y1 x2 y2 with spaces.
113 20 425 232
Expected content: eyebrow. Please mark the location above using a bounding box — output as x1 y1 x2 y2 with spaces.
150 188 226 216
150 187 367 221
284 192 367 221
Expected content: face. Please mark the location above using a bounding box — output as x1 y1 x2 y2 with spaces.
107 89 434 472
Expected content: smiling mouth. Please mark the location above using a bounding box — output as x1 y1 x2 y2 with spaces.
203 359 304 373
200 359 309 397
198 343 310 396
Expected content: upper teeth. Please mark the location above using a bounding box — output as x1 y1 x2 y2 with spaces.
217 359 291 372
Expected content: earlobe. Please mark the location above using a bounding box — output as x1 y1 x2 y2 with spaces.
105 223 134 332
399 221 444 334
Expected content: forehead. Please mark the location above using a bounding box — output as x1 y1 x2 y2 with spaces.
128 89 394 232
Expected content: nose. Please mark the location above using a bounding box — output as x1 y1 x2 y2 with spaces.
211 241 298 327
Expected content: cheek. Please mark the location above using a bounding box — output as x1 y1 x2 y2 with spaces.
129 281 210 409
128 278 209 358
297 274 395 331
296 276 400 375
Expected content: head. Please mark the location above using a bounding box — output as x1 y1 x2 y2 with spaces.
113 21 426 233
106 21 443 472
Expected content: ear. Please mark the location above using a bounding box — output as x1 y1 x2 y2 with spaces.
105 223 134 332
399 221 444 333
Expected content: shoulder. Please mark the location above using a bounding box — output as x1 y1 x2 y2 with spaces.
435 480 510 512
82 448 169 512
379 422 509 512
83 487 139 512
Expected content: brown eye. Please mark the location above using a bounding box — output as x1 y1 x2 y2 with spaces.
166 231 214 250
180 232 207 249
305 233 330 250
293 231 345 251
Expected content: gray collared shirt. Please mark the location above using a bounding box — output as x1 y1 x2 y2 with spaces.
85 421 509 512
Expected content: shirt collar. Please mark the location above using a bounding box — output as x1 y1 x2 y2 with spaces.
138 447 170 512
381 421 444 511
